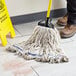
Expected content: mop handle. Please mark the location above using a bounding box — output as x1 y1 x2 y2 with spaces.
38 0 53 27
47 0 52 18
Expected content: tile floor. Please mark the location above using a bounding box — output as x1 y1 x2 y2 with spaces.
0 19 76 76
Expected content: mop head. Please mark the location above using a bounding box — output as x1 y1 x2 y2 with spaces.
6 26 69 63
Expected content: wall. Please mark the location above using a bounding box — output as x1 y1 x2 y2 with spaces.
5 0 67 17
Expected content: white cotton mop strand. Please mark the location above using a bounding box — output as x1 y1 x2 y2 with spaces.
6 0 69 63
6 26 69 63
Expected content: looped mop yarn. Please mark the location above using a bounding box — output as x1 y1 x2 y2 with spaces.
6 0 69 64
6 26 69 64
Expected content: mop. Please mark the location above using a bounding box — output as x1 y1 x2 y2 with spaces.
6 0 69 63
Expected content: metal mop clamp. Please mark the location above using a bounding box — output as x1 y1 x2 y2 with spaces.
38 0 54 28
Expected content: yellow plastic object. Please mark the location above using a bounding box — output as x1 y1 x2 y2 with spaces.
0 0 16 46
47 0 52 18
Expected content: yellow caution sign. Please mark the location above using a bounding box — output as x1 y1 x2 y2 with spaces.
0 0 16 46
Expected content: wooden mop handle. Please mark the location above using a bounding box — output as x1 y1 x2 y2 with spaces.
47 0 52 18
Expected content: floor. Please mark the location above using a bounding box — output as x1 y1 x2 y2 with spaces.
0 19 76 76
